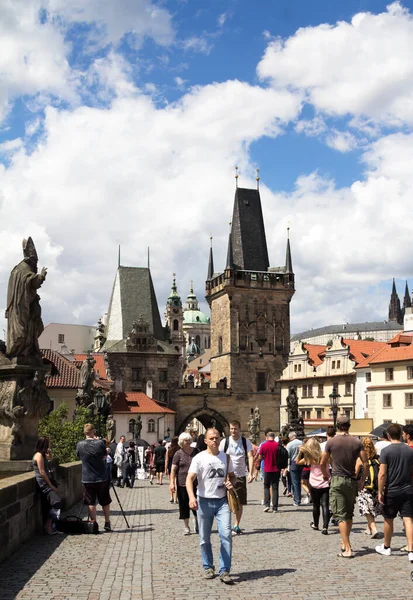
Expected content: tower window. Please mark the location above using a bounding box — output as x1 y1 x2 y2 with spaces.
195 335 200 347
159 369 168 382
132 368 141 382
218 337 223 354
256 372 266 392
58 334 65 343
173 319 179 331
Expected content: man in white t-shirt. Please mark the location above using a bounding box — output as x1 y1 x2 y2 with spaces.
219 420 254 536
187 428 236 584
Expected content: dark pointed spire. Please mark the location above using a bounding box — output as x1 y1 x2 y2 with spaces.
389 278 403 325
226 232 234 270
285 227 293 274
231 187 269 271
403 281 411 309
207 237 214 280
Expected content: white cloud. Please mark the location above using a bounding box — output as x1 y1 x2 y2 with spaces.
0 0 77 123
47 0 174 48
0 81 302 333
2 1 413 340
325 130 358 152
263 132 413 331
258 2 413 127
295 117 327 137
180 36 213 55
0 0 176 125
174 77 187 89
218 13 228 28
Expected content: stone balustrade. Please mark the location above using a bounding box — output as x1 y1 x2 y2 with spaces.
0 461 82 563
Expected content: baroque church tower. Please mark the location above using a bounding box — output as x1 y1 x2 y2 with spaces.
206 180 295 401
164 274 184 345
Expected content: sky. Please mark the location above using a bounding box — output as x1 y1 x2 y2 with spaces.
1 0 413 337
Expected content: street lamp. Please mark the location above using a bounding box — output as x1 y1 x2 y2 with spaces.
329 388 341 428
166 427 171 441
94 387 107 438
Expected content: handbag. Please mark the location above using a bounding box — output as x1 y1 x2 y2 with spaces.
56 516 99 535
225 455 240 514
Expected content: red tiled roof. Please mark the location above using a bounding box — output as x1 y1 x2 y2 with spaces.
387 332 413 346
112 392 175 414
366 343 413 365
74 353 111 381
343 339 387 365
303 344 325 367
41 349 80 389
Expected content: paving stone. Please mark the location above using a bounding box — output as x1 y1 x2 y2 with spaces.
1 480 413 599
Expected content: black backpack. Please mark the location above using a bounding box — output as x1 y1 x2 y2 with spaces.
224 436 249 466
276 444 289 470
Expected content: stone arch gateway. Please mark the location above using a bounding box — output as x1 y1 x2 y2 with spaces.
176 406 229 435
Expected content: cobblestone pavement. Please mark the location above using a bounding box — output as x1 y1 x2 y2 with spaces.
1 479 413 600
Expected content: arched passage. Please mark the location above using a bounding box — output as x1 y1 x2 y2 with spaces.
176 407 229 436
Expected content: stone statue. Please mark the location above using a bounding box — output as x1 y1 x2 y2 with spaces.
248 406 261 444
136 415 142 439
282 387 305 439
106 414 116 443
286 386 299 423
5 237 47 359
76 354 96 406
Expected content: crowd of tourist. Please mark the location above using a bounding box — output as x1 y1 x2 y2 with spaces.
33 418 413 585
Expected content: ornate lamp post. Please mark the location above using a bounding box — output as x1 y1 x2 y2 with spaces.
166 427 171 441
329 388 341 428
94 387 108 438
129 418 136 439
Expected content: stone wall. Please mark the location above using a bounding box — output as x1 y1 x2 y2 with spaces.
0 461 82 563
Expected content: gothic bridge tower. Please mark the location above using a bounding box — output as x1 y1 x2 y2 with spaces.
175 179 295 436
203 182 295 432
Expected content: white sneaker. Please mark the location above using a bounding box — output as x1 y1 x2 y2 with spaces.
183 526 190 536
261 499 264 505
263 506 270 512
302 496 309 505
408 551 413 563
375 544 391 556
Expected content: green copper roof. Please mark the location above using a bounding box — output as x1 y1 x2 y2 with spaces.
167 275 182 306
183 309 210 325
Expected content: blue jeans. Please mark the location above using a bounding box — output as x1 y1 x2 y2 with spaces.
198 496 232 574
290 461 303 504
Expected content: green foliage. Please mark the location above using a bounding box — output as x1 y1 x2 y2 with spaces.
364 337 375 341
39 403 107 464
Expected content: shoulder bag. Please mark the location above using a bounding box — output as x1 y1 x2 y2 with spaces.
225 455 240 514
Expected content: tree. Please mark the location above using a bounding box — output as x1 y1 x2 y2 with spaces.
38 403 107 464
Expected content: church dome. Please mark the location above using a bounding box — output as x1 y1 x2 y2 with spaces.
183 283 210 324
183 310 210 325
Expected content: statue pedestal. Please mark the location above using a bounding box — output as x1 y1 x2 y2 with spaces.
0 356 50 462
0 417 43 460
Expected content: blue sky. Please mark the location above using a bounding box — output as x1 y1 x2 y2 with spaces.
1 0 413 335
